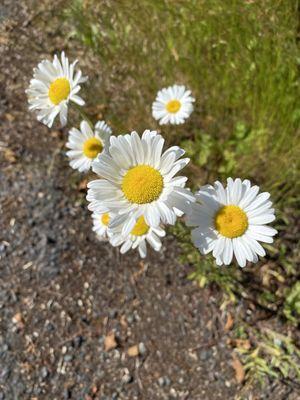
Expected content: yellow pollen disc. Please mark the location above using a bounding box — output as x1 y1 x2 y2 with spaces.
131 216 149 236
101 213 110 226
48 78 71 105
83 137 103 159
214 205 248 238
166 99 181 113
122 165 163 204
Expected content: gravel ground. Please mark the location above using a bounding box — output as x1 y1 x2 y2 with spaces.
0 1 299 399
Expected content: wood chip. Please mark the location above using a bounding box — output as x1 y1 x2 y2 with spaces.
127 345 139 357
12 312 24 329
104 331 117 351
91 385 98 394
120 315 128 329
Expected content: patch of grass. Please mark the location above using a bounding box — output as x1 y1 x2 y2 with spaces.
235 327 300 386
64 0 300 201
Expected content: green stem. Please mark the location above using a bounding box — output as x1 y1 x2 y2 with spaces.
72 103 94 128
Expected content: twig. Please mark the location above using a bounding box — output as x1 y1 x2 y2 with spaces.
47 141 64 177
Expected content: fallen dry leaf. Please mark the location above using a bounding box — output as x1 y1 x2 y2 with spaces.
224 313 234 331
104 331 117 351
127 345 139 357
4 113 15 122
229 338 251 350
78 178 88 191
232 356 245 383
4 148 17 163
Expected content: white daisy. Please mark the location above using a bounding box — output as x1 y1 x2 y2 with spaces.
109 216 166 258
66 120 112 172
152 84 195 125
87 130 195 235
92 211 112 240
186 178 277 268
26 51 87 128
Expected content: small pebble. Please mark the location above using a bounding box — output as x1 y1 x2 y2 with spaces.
138 342 147 355
158 376 170 387
40 366 48 379
63 388 72 399
72 335 84 348
126 314 134 324
121 372 133 384
109 309 117 318
199 349 211 361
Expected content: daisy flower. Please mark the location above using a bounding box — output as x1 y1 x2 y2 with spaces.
26 51 87 128
66 120 112 172
87 130 195 235
152 84 195 125
92 211 112 240
186 178 277 268
109 216 165 258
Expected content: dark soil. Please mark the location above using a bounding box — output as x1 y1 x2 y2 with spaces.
0 1 298 399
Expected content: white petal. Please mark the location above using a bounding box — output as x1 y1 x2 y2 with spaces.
213 237 226 258
232 238 247 268
138 240 147 258
250 225 277 237
244 192 271 212
249 213 275 225
222 239 233 265
244 234 266 257
120 240 132 254
238 185 260 208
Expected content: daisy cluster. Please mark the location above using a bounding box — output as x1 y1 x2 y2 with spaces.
27 52 277 267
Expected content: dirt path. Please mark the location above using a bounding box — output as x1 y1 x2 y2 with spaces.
0 2 297 399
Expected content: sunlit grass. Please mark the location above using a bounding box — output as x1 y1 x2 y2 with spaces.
65 0 300 202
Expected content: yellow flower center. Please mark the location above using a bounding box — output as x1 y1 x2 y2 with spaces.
83 137 103 159
48 78 71 105
122 165 163 204
101 213 110 226
166 99 181 113
214 205 248 238
131 216 149 236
